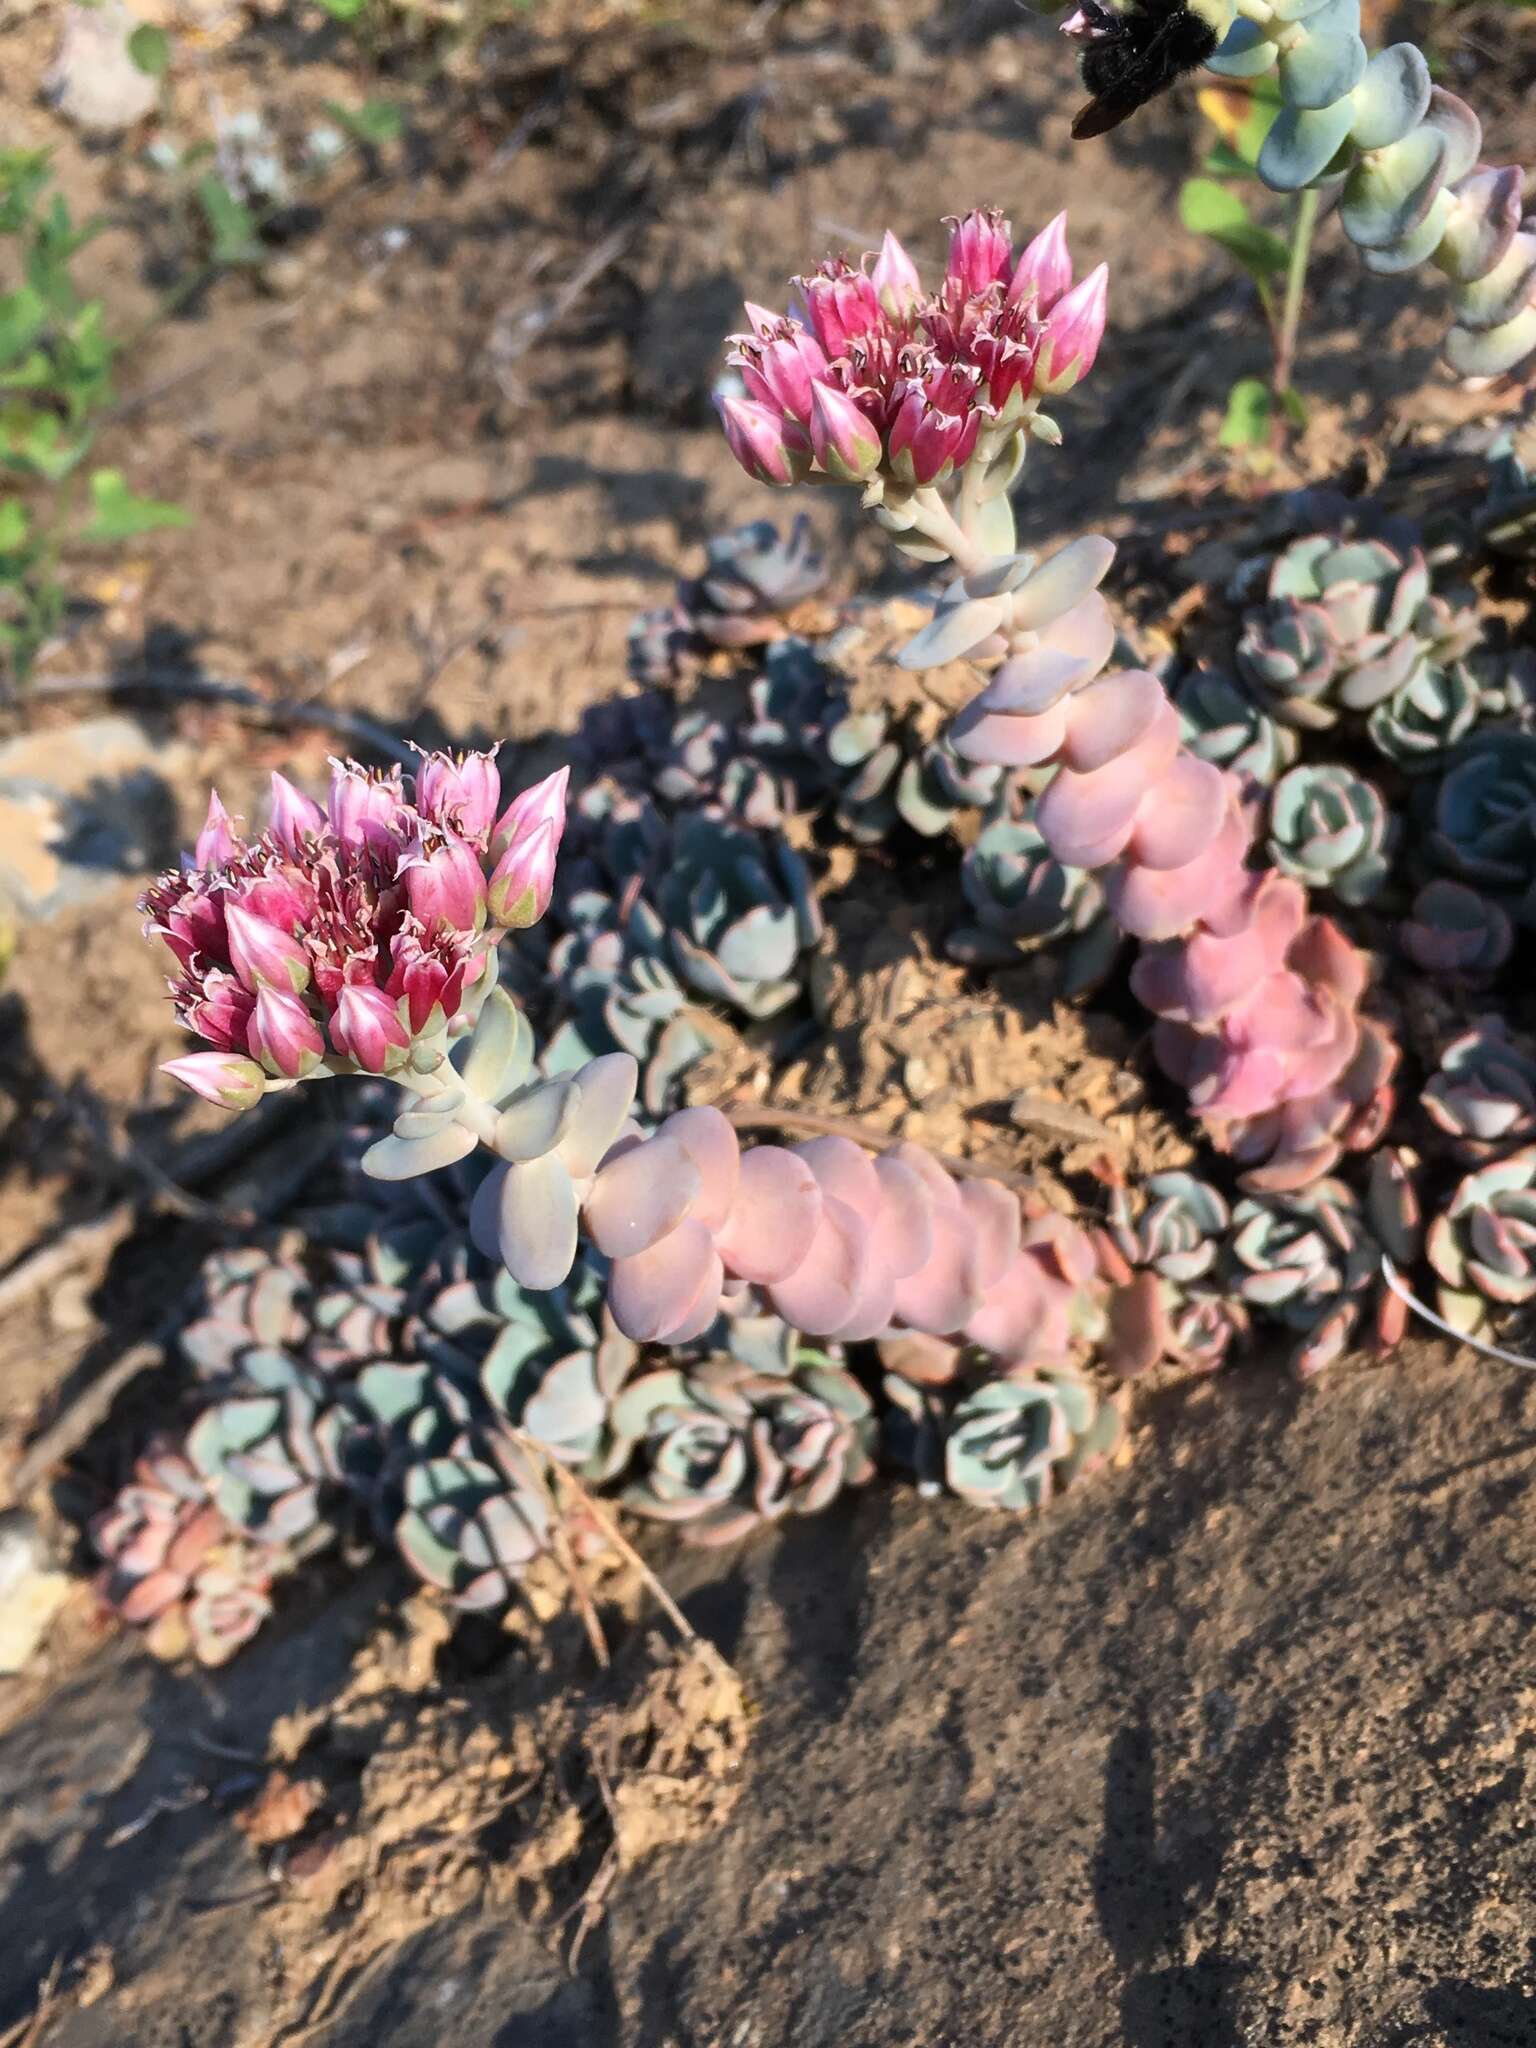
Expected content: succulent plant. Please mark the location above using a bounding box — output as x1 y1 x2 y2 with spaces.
1100 1172 1249 1378
655 809 823 1019
1366 658 1493 770
943 1371 1120 1513
947 812 1120 995
611 1357 877 1544
1423 1020 1536 1163
1175 668 1298 790
421 1252 639 1482
648 709 795 829
394 1432 554 1610
1225 1157 1420 1376
626 517 828 685
1266 762 1394 906
1427 1147 1536 1338
1429 731 1536 923
92 1443 280 1665
186 1384 350 1546
541 892 715 1120
1237 535 1481 739
1479 431 1536 561
1400 879 1513 979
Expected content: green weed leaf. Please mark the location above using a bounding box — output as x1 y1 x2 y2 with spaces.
1219 378 1274 449
128 23 172 76
1179 178 1290 281
195 175 262 266
80 469 191 543
322 97 403 146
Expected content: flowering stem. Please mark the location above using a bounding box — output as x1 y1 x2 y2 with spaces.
906 488 992 577
1273 184 1320 403
406 1054 503 1147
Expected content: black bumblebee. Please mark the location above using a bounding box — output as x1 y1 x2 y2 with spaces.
1069 0 1225 141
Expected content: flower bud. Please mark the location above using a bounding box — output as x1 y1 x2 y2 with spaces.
735 320 828 425
246 986 324 1079
267 773 324 855
386 925 471 1034
224 900 311 995
945 208 1013 298
716 394 810 487
414 746 501 845
331 983 412 1072
399 831 488 933
1038 263 1108 394
808 381 883 482
870 231 922 319
327 760 406 851
487 818 558 930
186 969 255 1052
162 1051 268 1111
798 259 884 358
492 766 569 865
1008 211 1073 314
193 791 241 870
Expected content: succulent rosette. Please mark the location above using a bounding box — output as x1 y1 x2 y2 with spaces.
943 1371 1120 1512
948 812 1119 993
1399 879 1513 980
1236 536 1481 735
394 1431 554 1610
1422 1020 1536 1162
1427 1147 1536 1337
612 1356 877 1544
1265 763 1395 906
1175 669 1297 790
1429 732 1536 924
92 1443 281 1665
142 750 569 1106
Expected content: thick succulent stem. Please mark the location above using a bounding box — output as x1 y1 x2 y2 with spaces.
1214 0 1536 379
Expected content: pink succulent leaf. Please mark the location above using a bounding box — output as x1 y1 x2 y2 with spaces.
766 1193 871 1333
657 1107 741 1229
872 1156 937 1278
891 1206 984 1332
886 1140 963 1214
1124 755 1232 873
957 1177 1022 1291
1105 800 1250 942
497 1152 579 1291
558 1053 640 1180
1060 669 1169 774
794 1136 882 1221
1009 536 1116 634
829 1248 900 1343
609 1220 722 1343
584 1134 703 1259
713 1147 823 1284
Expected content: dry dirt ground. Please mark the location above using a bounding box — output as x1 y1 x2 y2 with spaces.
2 0 1536 2042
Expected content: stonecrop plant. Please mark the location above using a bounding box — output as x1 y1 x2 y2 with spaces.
109 160 1533 1662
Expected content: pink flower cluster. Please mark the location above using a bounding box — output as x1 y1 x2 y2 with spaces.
953 620 1397 1191
143 750 567 1109
580 1108 1104 1367
718 209 1108 490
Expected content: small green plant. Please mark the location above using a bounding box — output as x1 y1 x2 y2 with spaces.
0 149 187 692
1178 80 1318 456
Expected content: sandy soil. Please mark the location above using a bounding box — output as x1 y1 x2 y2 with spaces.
3 0 1536 2040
